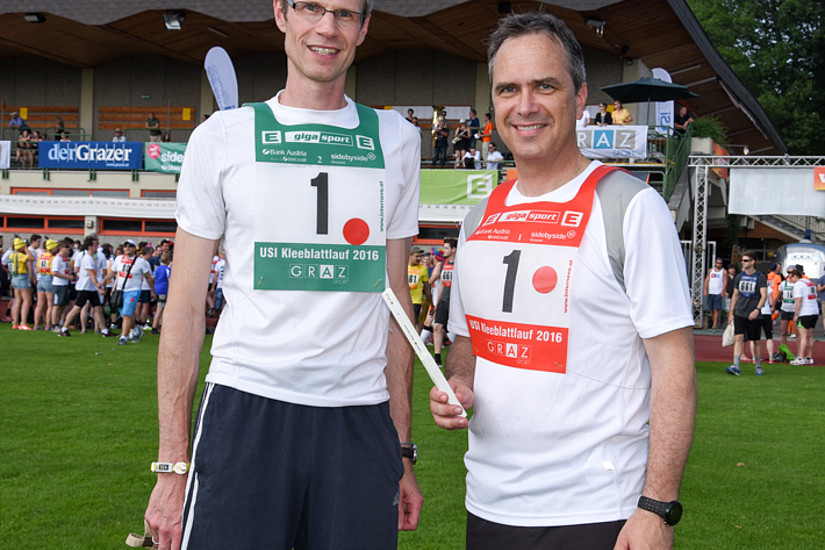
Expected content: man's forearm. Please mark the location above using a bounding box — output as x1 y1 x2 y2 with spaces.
157 297 205 460
386 315 414 441
445 335 476 391
642 327 697 501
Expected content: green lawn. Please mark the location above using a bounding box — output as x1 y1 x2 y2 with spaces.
1 323 823 549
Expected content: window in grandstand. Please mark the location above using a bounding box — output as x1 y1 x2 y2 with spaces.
142 190 177 199
145 220 177 233
416 224 460 243
51 189 94 197
99 218 177 236
48 218 85 230
91 190 130 198
6 216 45 229
101 219 142 232
10 189 50 195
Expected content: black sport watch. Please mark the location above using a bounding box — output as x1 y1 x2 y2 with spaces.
400 442 417 465
637 496 683 526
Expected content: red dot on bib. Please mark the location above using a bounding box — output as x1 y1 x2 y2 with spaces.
532 266 558 294
343 218 370 246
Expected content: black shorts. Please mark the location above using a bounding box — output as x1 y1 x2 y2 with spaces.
780 310 795 321
734 315 762 341
798 315 818 329
434 298 450 326
759 315 773 339
466 512 626 550
181 384 403 550
74 290 101 308
138 289 151 303
413 302 422 322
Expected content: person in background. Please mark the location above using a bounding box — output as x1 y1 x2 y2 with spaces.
468 108 481 154
485 142 504 171
33 238 59 330
703 258 726 330
17 128 34 169
726 250 767 376
817 268 825 331
612 100 633 125
102 239 153 345
50 240 75 331
146 112 162 142
674 105 694 134
113 128 126 142
151 251 172 335
161 132 172 143
594 102 612 126
8 237 35 330
788 266 819 365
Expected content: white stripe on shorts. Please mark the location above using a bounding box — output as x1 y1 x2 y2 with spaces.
181 382 215 550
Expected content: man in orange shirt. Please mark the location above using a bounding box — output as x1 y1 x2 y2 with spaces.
478 112 494 161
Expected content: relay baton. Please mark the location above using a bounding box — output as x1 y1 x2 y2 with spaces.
381 288 466 418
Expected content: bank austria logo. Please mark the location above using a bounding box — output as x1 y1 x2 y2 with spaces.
261 130 282 144
467 173 494 200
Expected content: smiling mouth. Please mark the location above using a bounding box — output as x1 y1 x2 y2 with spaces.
309 46 339 55
514 123 545 131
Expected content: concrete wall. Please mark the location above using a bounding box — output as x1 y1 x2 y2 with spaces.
93 55 202 142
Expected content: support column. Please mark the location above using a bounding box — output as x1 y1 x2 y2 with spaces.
80 68 94 140
691 161 708 327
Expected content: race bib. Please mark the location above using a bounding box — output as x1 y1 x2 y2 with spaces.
251 103 387 293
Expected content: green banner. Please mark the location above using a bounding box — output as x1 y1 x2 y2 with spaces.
144 142 186 173
419 169 498 205
254 242 386 292
251 102 385 169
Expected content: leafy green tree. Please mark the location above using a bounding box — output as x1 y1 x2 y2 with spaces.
688 0 824 154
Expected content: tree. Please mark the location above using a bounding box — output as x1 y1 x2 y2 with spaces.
688 0 824 155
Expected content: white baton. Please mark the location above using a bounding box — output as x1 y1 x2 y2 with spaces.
382 288 467 418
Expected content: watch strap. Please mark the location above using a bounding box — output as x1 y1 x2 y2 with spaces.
637 496 681 526
151 461 190 474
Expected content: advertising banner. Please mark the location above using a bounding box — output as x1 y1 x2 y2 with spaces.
38 141 143 170
144 142 186 173
730 168 825 216
0 140 9 169
420 169 498 205
577 126 648 159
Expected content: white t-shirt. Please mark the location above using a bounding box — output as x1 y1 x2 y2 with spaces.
51 255 71 287
449 161 693 527
793 279 819 316
176 92 421 407
214 257 226 290
780 280 796 312
576 109 591 128
485 150 504 170
112 255 152 292
75 252 98 292
1 248 11 269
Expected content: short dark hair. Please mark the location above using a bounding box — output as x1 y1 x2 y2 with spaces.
487 12 586 92
741 250 757 262
444 237 458 249
82 235 97 250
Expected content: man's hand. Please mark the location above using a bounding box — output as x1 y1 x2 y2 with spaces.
145 474 188 550
397 463 423 531
429 380 472 430
613 509 674 550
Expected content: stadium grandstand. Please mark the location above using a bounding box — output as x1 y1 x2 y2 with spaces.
0 0 789 251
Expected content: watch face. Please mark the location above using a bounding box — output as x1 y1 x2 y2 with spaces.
665 501 683 526
173 463 188 474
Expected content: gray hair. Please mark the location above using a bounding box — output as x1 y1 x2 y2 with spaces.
487 12 586 92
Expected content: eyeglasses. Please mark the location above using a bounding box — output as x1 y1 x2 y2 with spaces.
284 0 365 27
742 258 754 263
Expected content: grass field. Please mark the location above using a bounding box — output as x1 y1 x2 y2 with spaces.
1 323 824 549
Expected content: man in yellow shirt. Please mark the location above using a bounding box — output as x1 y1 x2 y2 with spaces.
408 247 431 330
